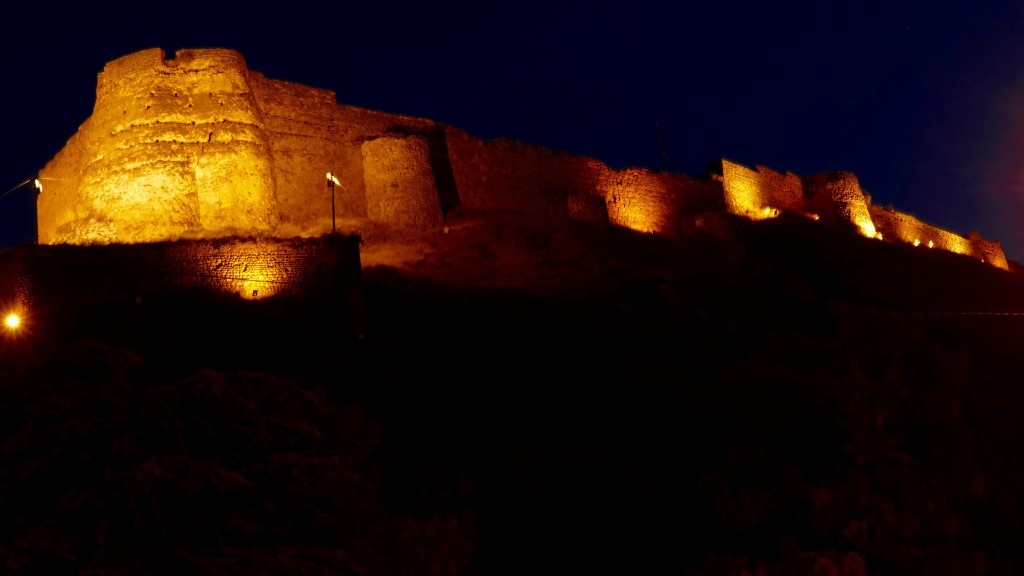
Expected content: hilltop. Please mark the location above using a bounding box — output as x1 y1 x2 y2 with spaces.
3 210 1024 574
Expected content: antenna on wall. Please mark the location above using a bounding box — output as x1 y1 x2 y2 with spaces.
656 121 678 173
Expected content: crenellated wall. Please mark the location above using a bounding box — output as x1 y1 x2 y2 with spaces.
35 47 1011 273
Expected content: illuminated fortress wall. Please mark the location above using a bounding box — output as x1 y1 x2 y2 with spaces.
867 205 1008 269
966 232 1009 270
248 72 437 235
35 48 1009 272
802 172 876 238
601 168 725 236
247 73 355 233
39 48 279 244
38 48 442 244
712 160 808 219
444 129 726 234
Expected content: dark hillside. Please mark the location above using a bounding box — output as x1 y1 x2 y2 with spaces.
3 212 1024 575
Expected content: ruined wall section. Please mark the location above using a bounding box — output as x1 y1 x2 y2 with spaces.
965 232 1009 270
39 48 279 244
713 160 808 219
445 128 604 218
803 172 877 238
360 135 443 229
602 169 725 236
867 205 1008 269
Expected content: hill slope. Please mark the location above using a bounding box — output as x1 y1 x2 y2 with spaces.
3 211 1024 575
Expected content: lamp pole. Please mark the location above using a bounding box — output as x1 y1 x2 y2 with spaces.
33 179 42 244
327 171 336 235
1 176 45 245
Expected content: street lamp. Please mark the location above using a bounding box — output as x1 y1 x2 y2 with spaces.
326 172 345 235
2 175 51 244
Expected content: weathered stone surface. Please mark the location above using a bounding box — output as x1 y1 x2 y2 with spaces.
361 135 443 229
602 168 724 236
711 159 808 220
2 236 360 305
868 205 1008 269
36 47 1009 271
804 171 876 238
40 48 280 243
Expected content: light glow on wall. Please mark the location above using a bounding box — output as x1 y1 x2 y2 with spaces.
726 177 767 219
616 203 661 233
852 216 877 239
220 244 285 299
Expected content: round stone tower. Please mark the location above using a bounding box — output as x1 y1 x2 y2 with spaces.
38 48 279 244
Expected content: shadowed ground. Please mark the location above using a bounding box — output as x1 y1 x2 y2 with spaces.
2 210 1024 574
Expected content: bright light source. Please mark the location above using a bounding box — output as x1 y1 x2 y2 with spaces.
4 313 20 330
928 241 934 248
914 239 921 246
34 179 42 193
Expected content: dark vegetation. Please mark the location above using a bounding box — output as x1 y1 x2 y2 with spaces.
3 211 1024 574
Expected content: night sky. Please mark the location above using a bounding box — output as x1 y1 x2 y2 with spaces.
3 1 1024 260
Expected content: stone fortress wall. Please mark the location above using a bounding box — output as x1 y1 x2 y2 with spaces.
0 235 363 329
37 48 1009 271
867 205 1009 269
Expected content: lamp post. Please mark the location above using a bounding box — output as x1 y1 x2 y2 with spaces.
33 179 42 244
326 171 336 235
326 172 346 235
1 176 45 244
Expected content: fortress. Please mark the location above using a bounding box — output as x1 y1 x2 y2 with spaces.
32 47 1009 277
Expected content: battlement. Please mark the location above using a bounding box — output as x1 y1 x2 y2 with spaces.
35 48 1009 272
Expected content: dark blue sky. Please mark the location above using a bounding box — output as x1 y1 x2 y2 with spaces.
3 1 1024 260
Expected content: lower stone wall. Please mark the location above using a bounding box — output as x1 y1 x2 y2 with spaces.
1 237 361 322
